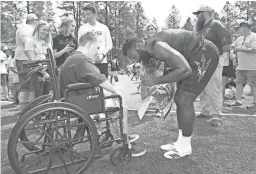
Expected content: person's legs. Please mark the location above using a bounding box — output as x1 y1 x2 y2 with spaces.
245 70 256 109
230 70 246 106
110 104 146 157
222 76 229 99
114 75 119 82
198 89 211 116
13 83 19 104
198 62 223 121
19 90 30 111
163 89 197 158
8 77 17 104
1 74 10 100
204 63 223 125
162 39 219 158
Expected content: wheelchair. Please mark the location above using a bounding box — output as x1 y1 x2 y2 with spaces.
8 49 132 174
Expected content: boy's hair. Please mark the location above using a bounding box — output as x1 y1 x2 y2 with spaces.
83 4 97 14
78 32 97 46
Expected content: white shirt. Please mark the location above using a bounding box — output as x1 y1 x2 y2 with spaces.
78 21 113 64
25 38 50 61
232 32 256 70
14 24 34 60
0 51 8 74
6 57 19 83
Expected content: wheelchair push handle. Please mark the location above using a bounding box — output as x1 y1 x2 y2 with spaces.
66 83 95 91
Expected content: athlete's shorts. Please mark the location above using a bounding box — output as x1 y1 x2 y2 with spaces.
177 39 219 95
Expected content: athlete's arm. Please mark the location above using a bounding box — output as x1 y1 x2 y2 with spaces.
152 41 192 84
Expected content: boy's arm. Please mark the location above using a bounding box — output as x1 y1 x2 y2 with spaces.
78 59 124 99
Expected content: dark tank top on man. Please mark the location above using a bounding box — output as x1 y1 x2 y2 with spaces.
146 29 204 59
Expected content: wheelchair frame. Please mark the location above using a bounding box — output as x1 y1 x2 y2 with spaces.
8 49 132 174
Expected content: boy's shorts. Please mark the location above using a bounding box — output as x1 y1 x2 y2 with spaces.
177 39 220 95
236 70 256 87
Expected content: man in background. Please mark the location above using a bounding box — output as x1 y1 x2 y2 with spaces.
193 5 232 126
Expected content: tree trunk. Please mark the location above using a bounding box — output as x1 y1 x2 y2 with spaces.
247 1 250 21
114 2 117 49
105 1 108 26
27 1 30 14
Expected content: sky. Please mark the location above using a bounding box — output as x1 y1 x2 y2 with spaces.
141 0 229 28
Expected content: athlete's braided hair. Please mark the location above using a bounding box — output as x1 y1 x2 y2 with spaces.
122 35 151 64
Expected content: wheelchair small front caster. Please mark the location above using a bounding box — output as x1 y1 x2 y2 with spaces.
110 146 132 166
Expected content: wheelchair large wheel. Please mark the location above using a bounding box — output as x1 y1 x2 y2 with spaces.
8 102 98 174
19 94 53 152
19 94 53 119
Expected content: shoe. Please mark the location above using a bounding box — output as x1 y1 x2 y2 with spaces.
163 147 192 159
130 146 147 157
228 101 242 107
207 117 222 126
160 143 176 151
129 134 139 143
155 109 162 117
196 113 210 118
246 103 256 110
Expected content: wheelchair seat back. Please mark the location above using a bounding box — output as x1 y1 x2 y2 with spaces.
65 84 105 114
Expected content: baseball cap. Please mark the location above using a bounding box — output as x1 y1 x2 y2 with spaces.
193 5 214 15
26 14 38 21
234 21 252 29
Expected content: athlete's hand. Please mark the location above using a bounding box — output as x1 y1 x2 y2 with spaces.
141 75 158 86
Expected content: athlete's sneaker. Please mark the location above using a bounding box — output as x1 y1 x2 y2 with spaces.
160 143 176 151
129 134 139 143
130 146 147 157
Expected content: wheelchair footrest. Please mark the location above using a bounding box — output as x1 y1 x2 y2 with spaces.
105 107 120 113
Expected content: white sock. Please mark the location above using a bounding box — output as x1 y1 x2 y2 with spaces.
173 129 182 145
179 135 192 150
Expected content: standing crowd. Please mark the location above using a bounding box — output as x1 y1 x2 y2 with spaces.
1 3 256 161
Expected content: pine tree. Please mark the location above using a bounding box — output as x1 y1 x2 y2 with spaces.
182 17 193 31
152 17 159 31
165 5 181 29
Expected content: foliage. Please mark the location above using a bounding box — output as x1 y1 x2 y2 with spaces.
152 17 159 32
165 5 181 29
182 17 193 31
1 1 26 43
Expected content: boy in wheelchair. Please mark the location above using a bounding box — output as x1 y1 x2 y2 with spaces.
59 32 146 157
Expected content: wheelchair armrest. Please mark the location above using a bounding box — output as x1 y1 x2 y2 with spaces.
66 83 96 91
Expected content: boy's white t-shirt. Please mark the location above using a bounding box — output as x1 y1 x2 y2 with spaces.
78 21 113 64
